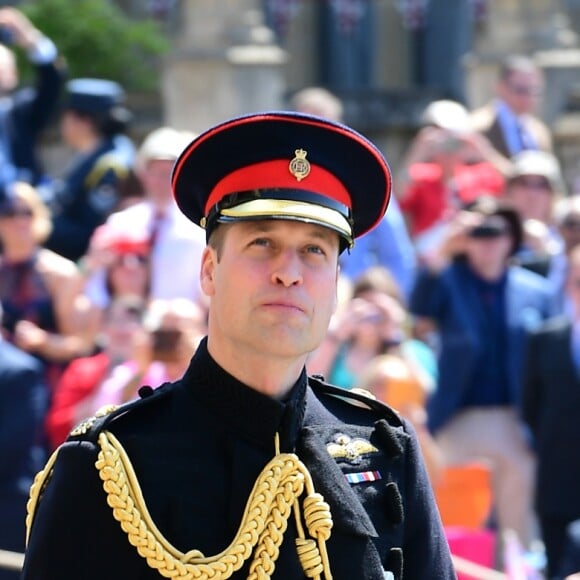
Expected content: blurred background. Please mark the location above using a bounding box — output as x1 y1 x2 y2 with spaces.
9 0 580 194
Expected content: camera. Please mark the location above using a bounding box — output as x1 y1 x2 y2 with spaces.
468 222 508 239
152 328 182 363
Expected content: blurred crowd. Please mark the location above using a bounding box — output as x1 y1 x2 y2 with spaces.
2 6 580 580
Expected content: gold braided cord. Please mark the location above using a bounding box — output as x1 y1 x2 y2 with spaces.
96 431 333 580
25 447 60 545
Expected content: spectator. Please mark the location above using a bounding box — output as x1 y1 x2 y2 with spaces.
79 224 152 338
339 197 418 302
0 300 46 580
470 54 552 162
86 297 206 414
395 100 506 262
289 86 344 122
523 245 580 579
548 196 580 314
360 355 443 486
0 182 94 392
102 126 206 303
506 150 566 257
0 7 65 188
410 196 555 550
308 266 433 393
115 167 146 210
45 78 135 261
291 86 418 301
44 295 146 451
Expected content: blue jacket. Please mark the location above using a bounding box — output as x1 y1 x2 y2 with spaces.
46 136 134 261
340 196 417 300
0 339 46 564
7 59 66 185
410 260 555 434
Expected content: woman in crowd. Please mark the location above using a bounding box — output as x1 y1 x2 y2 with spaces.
79 223 152 340
308 266 434 393
45 295 146 450
0 181 94 391
45 78 135 262
85 297 207 414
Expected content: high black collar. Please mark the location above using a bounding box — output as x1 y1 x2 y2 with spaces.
182 337 308 453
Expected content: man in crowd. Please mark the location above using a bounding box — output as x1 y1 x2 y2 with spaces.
410 196 555 553
470 55 552 163
0 7 65 188
99 126 206 303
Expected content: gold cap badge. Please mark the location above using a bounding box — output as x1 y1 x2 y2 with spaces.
289 149 311 181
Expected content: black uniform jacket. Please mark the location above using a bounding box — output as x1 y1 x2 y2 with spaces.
522 316 580 520
22 339 455 579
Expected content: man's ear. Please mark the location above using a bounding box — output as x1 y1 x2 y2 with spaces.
200 246 216 297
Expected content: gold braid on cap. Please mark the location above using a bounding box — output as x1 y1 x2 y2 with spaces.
28 431 334 580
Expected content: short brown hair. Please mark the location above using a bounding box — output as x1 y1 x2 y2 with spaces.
207 224 230 261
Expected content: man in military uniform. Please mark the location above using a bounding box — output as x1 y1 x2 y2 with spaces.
22 112 456 579
45 78 134 261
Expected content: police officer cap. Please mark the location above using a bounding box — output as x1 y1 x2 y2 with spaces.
65 78 125 114
171 111 392 250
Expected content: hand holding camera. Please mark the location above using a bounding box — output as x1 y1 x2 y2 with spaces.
426 210 485 266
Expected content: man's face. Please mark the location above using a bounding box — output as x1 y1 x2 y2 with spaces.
60 110 90 149
201 219 339 362
559 211 580 254
498 69 543 116
139 159 175 206
507 174 554 222
464 217 513 273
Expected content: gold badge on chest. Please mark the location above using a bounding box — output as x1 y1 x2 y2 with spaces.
326 433 378 463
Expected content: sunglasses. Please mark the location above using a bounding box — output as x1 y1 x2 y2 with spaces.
562 219 580 231
0 207 33 219
506 83 543 97
512 176 552 190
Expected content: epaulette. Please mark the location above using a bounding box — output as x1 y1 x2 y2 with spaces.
26 383 175 546
308 374 403 427
84 152 130 189
67 382 174 444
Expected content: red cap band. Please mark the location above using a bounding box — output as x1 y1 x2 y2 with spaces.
204 159 351 216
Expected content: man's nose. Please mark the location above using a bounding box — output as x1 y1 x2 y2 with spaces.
271 251 304 287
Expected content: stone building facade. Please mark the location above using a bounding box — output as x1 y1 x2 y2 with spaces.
41 0 580 190
154 0 580 188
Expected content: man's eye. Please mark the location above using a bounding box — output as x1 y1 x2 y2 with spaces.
305 245 325 255
251 237 270 247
